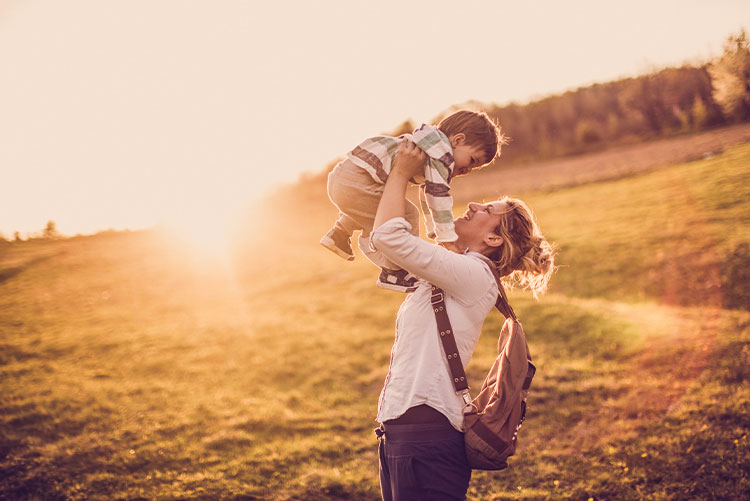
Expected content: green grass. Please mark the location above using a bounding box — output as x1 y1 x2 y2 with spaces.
1 143 749 499
521 144 750 307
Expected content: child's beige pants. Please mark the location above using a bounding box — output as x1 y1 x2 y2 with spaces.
327 159 420 269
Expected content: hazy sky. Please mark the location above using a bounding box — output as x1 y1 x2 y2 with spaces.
1 0 748 237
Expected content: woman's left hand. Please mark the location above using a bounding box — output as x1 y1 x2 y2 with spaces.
392 140 427 180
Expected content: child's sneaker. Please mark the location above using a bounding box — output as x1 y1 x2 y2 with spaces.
377 268 418 293
320 228 355 261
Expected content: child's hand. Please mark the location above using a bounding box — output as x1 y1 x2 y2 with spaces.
392 140 427 180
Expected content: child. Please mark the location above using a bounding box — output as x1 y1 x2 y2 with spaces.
320 109 504 292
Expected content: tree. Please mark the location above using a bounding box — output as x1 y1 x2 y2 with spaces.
43 220 60 239
692 96 708 129
709 29 750 121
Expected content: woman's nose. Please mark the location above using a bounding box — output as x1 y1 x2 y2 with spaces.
467 202 479 211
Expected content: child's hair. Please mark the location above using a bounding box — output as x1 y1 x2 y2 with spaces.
437 110 507 164
487 196 555 298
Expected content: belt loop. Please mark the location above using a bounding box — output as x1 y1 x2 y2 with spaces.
374 424 385 440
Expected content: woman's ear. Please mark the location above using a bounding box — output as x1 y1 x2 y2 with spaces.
484 233 503 248
450 133 466 148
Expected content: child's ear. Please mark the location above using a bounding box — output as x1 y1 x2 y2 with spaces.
450 133 466 148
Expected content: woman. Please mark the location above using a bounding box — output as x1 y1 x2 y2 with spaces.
368 140 554 501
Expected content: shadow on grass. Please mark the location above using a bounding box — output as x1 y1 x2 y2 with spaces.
0 253 61 285
468 310 750 500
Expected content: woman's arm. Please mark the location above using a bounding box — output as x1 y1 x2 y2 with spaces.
372 141 495 303
373 140 424 230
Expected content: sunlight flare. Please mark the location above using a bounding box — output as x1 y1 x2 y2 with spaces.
160 202 244 262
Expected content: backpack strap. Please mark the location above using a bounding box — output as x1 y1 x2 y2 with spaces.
430 254 521 394
430 285 470 393
495 284 517 322
473 254 517 321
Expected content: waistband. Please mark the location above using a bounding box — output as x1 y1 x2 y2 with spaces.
378 421 462 442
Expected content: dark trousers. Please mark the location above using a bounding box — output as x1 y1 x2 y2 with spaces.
377 421 471 501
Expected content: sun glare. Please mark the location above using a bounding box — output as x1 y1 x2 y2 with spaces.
160 205 244 263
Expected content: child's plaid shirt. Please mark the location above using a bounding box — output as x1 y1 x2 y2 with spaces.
346 124 458 242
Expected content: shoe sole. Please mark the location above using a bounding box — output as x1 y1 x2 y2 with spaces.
376 280 417 293
320 235 354 261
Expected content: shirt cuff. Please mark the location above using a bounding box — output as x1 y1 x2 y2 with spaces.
370 217 412 250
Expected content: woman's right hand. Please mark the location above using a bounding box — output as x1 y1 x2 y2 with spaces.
373 140 425 231
392 140 427 180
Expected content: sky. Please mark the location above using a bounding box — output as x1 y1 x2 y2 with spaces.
1 0 748 239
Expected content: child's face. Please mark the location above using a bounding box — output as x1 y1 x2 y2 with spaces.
450 134 487 177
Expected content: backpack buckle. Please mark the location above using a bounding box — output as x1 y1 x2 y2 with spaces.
430 292 444 305
461 390 477 414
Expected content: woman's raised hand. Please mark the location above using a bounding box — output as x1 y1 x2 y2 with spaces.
392 140 427 179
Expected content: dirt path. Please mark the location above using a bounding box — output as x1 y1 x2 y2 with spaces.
450 123 750 200
565 167 726 451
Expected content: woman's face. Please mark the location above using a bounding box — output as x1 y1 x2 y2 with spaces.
453 201 508 251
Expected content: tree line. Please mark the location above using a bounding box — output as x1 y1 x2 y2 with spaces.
287 29 748 204
406 29 750 165
0 221 60 243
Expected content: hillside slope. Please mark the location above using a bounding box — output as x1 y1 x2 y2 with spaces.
1 141 748 500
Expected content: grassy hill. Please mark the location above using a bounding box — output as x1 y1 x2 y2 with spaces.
1 141 749 499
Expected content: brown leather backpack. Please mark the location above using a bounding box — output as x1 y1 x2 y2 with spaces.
430 262 535 471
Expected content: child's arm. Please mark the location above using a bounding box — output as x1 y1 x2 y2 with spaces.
411 124 458 243
419 186 436 240
422 158 458 243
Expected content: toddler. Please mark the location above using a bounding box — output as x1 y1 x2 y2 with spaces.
321 109 504 292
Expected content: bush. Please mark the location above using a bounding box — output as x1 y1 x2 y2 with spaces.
721 242 750 310
575 121 602 145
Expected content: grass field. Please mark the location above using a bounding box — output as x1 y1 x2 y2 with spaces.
1 139 749 499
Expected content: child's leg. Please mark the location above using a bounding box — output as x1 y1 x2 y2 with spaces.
321 160 371 259
326 160 382 233
323 160 388 261
324 161 423 293
326 160 421 239
331 212 360 237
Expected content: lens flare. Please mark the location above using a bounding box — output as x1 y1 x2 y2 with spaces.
159 203 244 263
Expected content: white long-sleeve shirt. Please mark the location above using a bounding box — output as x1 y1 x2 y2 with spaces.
369 217 498 431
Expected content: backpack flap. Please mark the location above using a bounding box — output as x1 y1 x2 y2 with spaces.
463 307 536 470
496 317 513 354
507 320 535 391
524 360 536 391
428 268 536 471
493 320 533 419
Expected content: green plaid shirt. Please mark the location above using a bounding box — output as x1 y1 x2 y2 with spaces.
347 124 457 242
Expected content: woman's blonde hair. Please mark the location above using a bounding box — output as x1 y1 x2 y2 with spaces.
487 196 555 298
